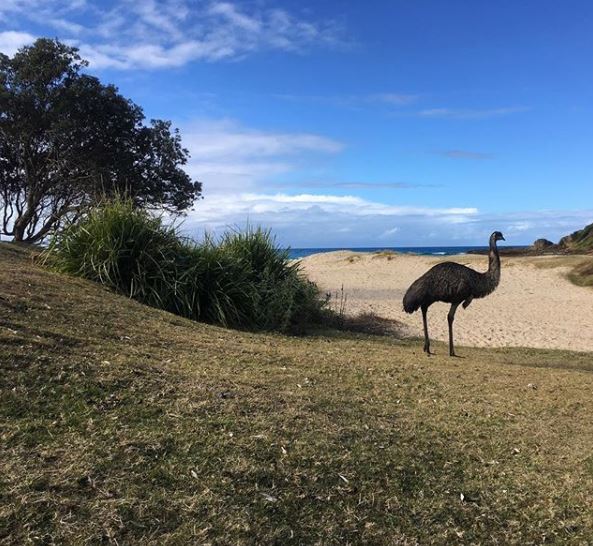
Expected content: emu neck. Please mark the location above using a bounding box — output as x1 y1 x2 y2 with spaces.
488 241 500 278
473 239 501 299
486 239 501 286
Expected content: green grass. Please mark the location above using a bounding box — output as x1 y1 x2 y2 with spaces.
42 199 324 332
2 242 593 544
567 260 593 287
561 222 593 252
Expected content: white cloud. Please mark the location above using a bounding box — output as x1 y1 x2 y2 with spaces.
208 2 261 33
274 92 419 110
47 17 86 34
0 0 36 18
225 194 476 217
178 188 593 248
183 119 343 160
0 0 88 24
380 227 399 238
185 192 478 223
506 221 532 233
435 150 494 160
180 191 480 245
0 30 36 55
417 107 528 120
2 0 345 69
180 119 343 193
369 93 418 106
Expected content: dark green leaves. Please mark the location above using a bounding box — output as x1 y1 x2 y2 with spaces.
44 199 324 333
0 39 201 243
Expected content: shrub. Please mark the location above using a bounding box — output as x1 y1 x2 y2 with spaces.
44 200 325 332
218 228 323 331
44 199 183 310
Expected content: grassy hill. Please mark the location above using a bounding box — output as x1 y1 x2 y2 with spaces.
2 242 593 544
559 223 593 285
559 222 593 252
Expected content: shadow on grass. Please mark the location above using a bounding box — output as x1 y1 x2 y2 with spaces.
340 313 408 337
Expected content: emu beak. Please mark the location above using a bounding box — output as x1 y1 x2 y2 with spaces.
500 235 506 241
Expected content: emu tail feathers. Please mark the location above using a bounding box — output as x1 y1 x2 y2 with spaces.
403 281 424 313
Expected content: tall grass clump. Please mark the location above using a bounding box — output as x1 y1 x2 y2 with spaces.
568 259 593 287
44 199 325 332
218 228 323 331
44 199 183 311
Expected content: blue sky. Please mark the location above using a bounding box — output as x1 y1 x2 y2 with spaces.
1 0 592 247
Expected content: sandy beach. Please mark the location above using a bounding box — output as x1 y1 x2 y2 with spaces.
300 251 593 352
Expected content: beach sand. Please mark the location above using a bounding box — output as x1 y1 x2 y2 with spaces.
299 251 593 352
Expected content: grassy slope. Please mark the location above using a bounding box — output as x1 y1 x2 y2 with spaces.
569 260 593 287
563 223 593 251
531 255 593 288
2 243 593 545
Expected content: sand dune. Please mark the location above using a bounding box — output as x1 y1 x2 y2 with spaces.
299 251 593 352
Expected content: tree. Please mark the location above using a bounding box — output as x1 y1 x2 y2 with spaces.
0 39 201 243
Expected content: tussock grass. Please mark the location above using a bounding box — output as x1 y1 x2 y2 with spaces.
567 259 593 287
372 250 397 260
2 243 593 544
42 199 323 332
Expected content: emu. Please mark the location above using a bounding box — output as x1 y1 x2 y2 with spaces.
403 231 505 357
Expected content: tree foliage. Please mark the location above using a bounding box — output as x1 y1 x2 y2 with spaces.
0 38 201 242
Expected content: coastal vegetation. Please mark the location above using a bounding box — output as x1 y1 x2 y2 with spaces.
2 35 593 546
0 39 200 243
42 199 324 333
530 223 593 255
559 222 593 252
567 259 593 287
468 223 593 259
2 243 593 544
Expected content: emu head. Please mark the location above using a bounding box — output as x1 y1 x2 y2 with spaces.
491 231 505 244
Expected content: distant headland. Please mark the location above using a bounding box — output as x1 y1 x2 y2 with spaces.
469 222 593 256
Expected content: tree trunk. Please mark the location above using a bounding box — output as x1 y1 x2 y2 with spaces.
12 218 26 242
11 190 42 243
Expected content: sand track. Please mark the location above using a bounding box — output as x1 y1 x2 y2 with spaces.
300 251 593 352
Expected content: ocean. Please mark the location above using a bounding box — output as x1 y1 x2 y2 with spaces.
287 246 526 260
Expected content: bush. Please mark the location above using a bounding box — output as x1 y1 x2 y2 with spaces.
44 200 325 332
218 228 323 331
44 199 183 310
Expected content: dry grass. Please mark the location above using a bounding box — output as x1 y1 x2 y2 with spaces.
567 260 593 287
345 254 362 264
372 250 397 261
528 255 587 269
2 242 593 544
528 255 593 287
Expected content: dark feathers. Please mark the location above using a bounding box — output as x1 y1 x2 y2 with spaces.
403 232 502 315
403 262 489 313
402 231 504 356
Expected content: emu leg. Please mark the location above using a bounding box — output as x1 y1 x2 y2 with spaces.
448 303 460 357
421 306 431 355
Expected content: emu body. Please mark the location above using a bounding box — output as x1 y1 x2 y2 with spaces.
403 231 504 356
